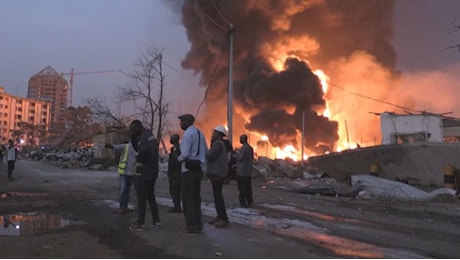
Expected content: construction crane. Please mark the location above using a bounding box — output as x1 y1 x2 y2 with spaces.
60 68 123 107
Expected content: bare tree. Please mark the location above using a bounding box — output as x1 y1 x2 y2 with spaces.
119 45 170 149
83 97 133 144
60 106 101 148
17 122 47 146
83 97 130 127
445 20 460 51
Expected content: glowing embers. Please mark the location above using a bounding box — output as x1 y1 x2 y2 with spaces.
0 212 81 236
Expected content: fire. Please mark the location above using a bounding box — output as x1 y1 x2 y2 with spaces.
247 62 337 161
254 135 308 161
264 36 320 72
248 61 338 161
242 37 368 161
275 145 297 161
275 145 309 161
179 0 403 167
314 69 331 118
248 61 364 161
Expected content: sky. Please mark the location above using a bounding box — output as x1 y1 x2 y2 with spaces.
0 0 199 118
1 0 460 121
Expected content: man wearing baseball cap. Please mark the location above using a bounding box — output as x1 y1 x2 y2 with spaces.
177 113 208 234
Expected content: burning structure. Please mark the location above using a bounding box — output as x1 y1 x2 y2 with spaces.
173 0 408 160
308 112 460 186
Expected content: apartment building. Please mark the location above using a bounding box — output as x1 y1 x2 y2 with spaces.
27 66 68 128
0 87 51 145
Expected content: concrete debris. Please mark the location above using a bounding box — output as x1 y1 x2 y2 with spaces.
27 146 458 202
256 157 303 178
351 175 456 201
356 191 372 200
26 147 96 169
275 178 360 197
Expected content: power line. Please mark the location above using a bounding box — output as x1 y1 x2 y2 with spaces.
193 0 227 31
210 1 232 27
265 53 433 114
327 82 423 114
194 51 224 118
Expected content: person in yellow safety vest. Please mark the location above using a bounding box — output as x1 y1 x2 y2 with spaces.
105 141 137 214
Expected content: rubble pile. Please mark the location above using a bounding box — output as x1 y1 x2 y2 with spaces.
27 147 99 169
27 146 457 202
255 157 304 178
255 157 458 201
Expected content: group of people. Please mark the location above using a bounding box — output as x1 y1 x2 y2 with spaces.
0 139 19 181
108 114 254 233
171 113 255 233
106 119 160 231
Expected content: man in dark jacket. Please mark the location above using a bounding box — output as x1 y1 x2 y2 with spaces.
222 139 237 184
236 134 254 207
129 120 160 231
168 133 182 213
206 125 229 228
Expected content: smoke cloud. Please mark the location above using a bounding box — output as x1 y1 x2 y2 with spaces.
175 0 397 152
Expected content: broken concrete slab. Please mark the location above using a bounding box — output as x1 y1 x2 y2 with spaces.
351 175 456 201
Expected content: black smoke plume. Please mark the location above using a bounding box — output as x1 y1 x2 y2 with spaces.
174 0 396 152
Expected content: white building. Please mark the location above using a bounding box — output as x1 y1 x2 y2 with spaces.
380 112 460 145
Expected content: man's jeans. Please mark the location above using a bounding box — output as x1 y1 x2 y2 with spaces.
119 174 134 209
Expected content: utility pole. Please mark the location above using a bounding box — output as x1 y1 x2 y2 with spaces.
69 69 74 107
227 24 234 145
301 112 305 168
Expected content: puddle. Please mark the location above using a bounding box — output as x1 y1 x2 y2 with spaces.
0 212 85 236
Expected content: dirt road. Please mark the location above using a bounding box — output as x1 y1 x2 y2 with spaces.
1 159 460 258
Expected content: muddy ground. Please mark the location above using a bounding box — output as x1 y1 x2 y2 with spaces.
1 159 460 258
